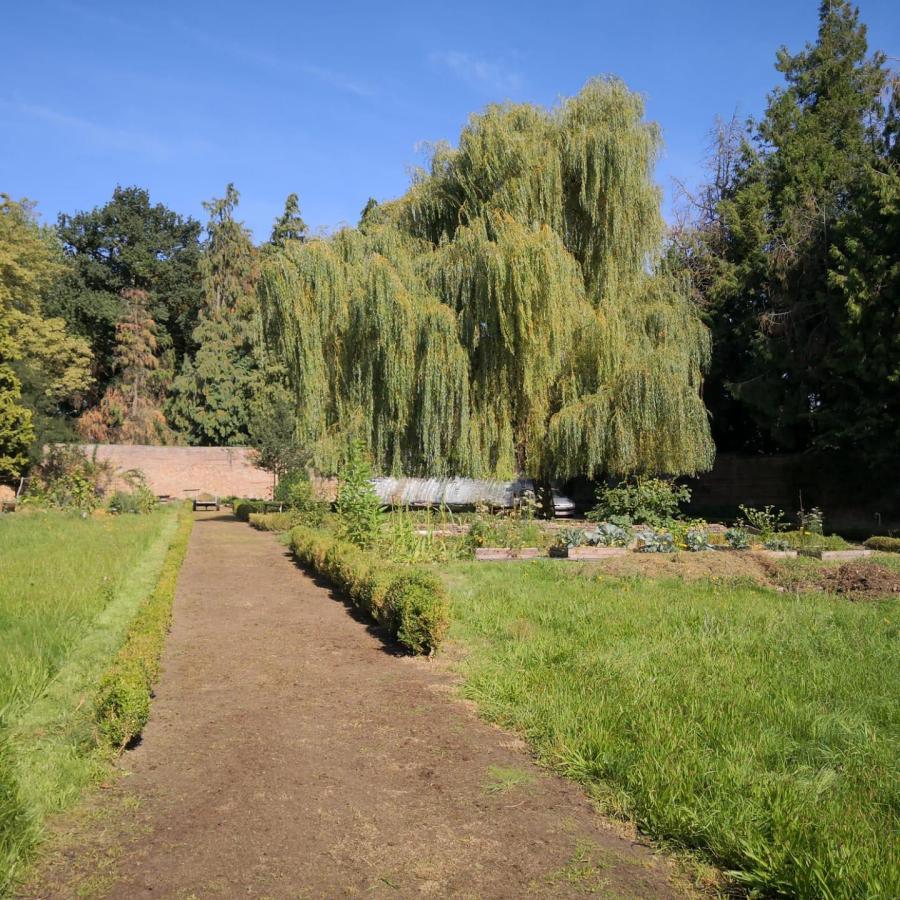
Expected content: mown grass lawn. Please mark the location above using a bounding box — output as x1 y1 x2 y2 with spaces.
0 507 179 891
443 561 899 898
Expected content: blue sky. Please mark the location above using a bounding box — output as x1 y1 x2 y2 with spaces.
2 0 898 240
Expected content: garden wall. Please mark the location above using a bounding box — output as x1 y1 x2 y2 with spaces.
685 452 898 535
77 445 273 500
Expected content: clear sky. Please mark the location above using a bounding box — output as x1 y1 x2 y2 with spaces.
2 0 898 240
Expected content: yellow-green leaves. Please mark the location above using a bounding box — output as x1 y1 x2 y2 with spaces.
259 79 713 479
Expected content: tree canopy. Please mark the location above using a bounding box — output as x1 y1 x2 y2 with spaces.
49 186 202 397
259 79 714 479
167 185 263 446
0 196 92 465
671 0 898 475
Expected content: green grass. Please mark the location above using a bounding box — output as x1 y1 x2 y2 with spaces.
444 560 899 898
0 507 182 893
483 764 534 794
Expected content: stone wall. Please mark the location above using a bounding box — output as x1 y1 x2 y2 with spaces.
78 444 273 500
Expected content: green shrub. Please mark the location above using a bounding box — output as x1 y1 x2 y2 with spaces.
385 572 450 655
738 505 785 539
21 445 111 511
798 506 824 534
234 500 265 522
107 483 156 515
94 505 194 749
248 511 294 532
289 525 449 654
781 530 851 551
464 517 547 552
587 476 690 527
274 470 327 526
864 536 900 553
335 440 383 548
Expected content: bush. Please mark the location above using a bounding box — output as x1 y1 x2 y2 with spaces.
385 571 450 655
23 445 110 511
781 530 851 551
249 512 294 532
289 525 449 655
738 505 786 539
234 500 265 522
107 482 156 515
587 476 690 527
274 470 327 526
94 504 194 749
335 440 383 548
864 536 900 553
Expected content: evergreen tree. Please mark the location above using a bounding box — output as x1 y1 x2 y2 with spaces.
166 314 258 445
167 185 261 445
199 184 257 313
673 1 896 466
77 289 174 444
270 193 308 247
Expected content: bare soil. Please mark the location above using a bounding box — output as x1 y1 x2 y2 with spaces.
801 562 900 599
20 513 688 899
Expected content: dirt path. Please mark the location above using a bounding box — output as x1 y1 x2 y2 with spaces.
22 513 685 899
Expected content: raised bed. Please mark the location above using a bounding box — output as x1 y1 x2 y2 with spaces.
550 546 627 560
753 549 798 559
474 547 542 561
798 548 873 561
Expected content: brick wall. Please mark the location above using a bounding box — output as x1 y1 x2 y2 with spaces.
685 452 898 535
78 444 273 500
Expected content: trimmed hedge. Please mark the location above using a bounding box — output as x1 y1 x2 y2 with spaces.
94 503 194 749
249 511 295 532
289 525 449 655
865 535 900 553
234 500 265 522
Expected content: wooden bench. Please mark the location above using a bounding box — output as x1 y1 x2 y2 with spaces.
192 497 221 511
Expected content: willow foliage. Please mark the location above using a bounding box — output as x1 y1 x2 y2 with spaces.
259 78 713 478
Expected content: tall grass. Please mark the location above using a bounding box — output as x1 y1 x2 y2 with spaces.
445 561 899 897
0 508 179 893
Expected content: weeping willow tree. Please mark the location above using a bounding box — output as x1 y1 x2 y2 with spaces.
259 78 714 479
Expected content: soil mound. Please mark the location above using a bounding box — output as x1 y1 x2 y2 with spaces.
819 563 900 599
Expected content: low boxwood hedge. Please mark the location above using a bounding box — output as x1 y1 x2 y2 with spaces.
289 525 449 655
249 511 294 532
865 535 900 553
94 503 194 749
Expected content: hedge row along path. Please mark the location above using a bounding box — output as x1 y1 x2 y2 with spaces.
22 512 685 898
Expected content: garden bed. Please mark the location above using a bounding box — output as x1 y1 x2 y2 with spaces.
549 546 627 559
474 547 542 561
798 548 872 560
752 549 798 559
